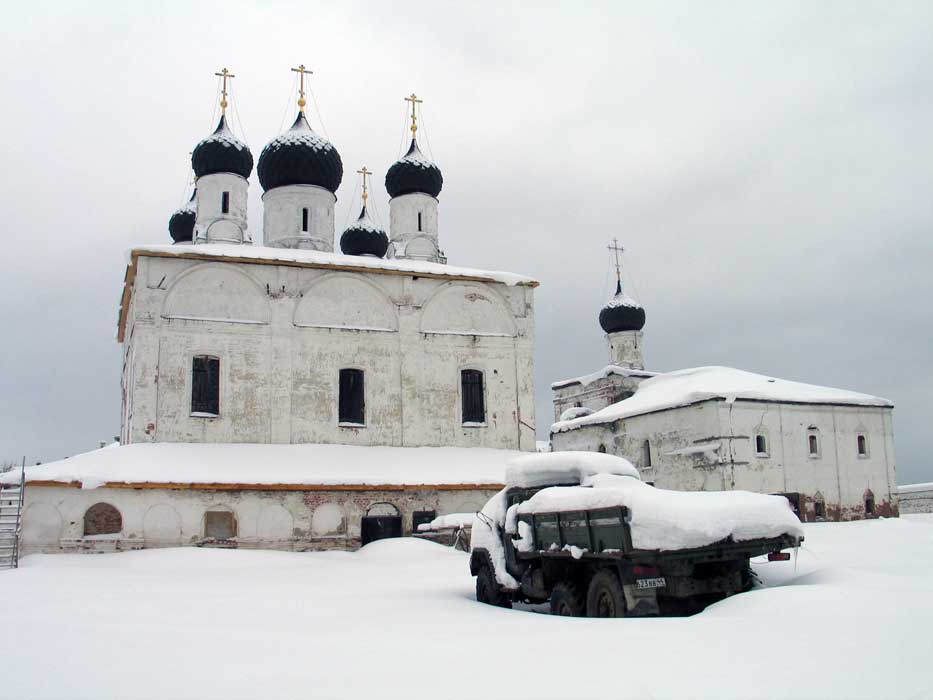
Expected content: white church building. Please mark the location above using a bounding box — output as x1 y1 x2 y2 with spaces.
550 248 898 522
11 70 536 554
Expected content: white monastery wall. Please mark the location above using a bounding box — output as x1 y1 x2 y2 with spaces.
551 399 896 520
552 373 644 421
897 484 933 514
121 255 536 450
19 484 498 555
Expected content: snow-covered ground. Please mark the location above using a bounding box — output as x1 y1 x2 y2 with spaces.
2 516 931 700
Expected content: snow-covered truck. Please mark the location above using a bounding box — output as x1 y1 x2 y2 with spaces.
470 452 803 617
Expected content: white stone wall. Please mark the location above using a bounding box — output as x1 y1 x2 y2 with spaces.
18 485 499 554
552 373 646 421
194 173 249 244
551 399 897 520
389 192 443 263
607 330 644 369
121 255 536 450
262 185 336 251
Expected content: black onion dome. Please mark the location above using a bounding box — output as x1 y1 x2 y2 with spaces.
599 281 646 333
385 138 443 198
168 191 196 243
257 112 343 193
340 206 389 257
191 115 253 178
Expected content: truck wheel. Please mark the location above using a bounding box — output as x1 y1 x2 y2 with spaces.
586 570 626 618
550 581 586 617
476 565 512 609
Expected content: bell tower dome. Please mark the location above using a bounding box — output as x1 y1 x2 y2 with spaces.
258 65 343 250
192 68 253 245
386 93 445 263
600 239 646 369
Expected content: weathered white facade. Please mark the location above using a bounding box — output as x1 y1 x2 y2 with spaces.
118 247 537 450
552 396 897 521
18 483 498 556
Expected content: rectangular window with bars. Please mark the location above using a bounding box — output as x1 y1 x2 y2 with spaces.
339 368 365 425
191 356 220 416
461 369 485 424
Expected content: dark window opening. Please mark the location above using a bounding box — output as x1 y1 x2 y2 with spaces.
205 511 236 539
643 439 652 468
83 503 122 536
302 207 309 232
417 211 423 232
191 356 220 415
814 500 825 519
598 444 607 454
461 370 485 423
412 510 436 533
857 434 867 456
865 495 875 516
339 368 365 424
808 433 819 456
755 434 767 455
221 191 230 214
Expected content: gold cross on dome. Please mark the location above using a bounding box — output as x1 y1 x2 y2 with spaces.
608 237 624 284
291 64 313 111
404 93 423 136
357 166 372 205
214 67 235 115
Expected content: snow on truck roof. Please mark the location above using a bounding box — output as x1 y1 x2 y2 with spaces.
2 443 524 490
505 452 640 488
552 366 893 433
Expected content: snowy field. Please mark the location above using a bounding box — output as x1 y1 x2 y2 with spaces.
2 517 932 700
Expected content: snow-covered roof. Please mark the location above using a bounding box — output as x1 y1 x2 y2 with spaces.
897 482 933 495
504 451 640 489
2 443 523 490
552 366 893 433
551 364 657 390
128 244 537 287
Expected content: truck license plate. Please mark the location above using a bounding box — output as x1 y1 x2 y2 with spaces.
636 577 666 590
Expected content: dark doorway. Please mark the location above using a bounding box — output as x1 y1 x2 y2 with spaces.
361 516 402 546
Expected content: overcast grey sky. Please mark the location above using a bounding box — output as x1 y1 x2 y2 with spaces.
1 1 930 483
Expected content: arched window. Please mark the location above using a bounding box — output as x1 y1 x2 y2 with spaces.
83 503 122 536
864 490 875 516
417 211 423 232
807 427 820 458
755 434 768 456
857 433 868 457
191 355 220 416
461 369 485 424
339 368 365 425
813 492 826 520
643 439 652 468
598 444 607 454
301 207 309 232
221 191 230 214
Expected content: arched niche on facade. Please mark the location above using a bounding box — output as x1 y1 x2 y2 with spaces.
22 503 63 543
257 504 294 540
162 263 270 325
311 503 346 537
83 502 123 536
143 504 182 544
420 283 515 336
294 274 398 332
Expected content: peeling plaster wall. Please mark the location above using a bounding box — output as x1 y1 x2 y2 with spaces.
121 256 536 450
551 399 896 521
18 485 500 555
